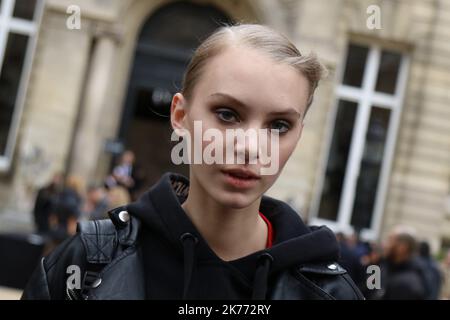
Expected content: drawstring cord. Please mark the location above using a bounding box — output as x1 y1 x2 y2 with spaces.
252 253 274 300
180 233 198 299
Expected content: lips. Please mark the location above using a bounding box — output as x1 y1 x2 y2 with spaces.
221 168 261 180
221 168 261 189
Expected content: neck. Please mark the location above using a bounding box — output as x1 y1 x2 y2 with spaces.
181 173 267 261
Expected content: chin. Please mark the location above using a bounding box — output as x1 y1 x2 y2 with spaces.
213 189 261 209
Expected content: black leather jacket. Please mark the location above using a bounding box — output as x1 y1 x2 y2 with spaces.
22 211 364 300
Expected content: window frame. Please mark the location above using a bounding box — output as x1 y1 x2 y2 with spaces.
310 42 410 241
0 0 45 171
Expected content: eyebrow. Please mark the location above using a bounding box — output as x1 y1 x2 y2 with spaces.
209 92 303 118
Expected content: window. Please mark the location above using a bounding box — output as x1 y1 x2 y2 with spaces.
0 0 43 171
311 42 409 240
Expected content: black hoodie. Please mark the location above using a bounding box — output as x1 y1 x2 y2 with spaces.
126 172 340 299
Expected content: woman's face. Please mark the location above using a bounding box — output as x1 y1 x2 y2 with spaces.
171 45 310 209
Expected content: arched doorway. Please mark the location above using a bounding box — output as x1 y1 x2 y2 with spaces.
118 2 232 197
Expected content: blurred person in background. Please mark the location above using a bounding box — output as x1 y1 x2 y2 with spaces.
379 226 427 300
32 172 63 235
336 232 365 291
105 150 136 191
361 242 383 267
105 150 146 201
48 175 84 243
417 241 442 300
360 242 383 299
440 249 450 299
107 185 131 210
82 184 110 220
347 231 370 261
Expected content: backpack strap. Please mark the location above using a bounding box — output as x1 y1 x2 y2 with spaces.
77 219 118 264
67 219 118 300
72 207 140 299
76 206 140 265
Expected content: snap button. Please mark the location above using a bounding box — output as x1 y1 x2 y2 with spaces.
118 210 130 223
91 278 102 288
327 264 337 270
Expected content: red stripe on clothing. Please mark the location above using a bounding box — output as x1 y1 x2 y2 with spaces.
259 212 274 248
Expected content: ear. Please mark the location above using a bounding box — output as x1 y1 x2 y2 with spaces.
170 93 188 136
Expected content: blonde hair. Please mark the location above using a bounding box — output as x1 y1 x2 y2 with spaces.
107 186 131 209
182 24 326 111
65 175 84 196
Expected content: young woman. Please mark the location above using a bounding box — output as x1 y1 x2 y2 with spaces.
22 24 364 300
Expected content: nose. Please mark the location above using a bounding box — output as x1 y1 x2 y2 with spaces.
235 129 259 165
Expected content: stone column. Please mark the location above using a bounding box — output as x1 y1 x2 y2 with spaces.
68 24 122 185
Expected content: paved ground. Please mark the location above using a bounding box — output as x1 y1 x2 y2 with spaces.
0 287 22 300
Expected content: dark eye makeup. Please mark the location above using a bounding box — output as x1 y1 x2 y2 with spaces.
212 106 294 134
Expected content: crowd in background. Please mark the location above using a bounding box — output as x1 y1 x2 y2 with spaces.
336 228 450 300
32 150 142 251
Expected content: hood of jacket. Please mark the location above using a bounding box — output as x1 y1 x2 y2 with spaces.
126 172 340 299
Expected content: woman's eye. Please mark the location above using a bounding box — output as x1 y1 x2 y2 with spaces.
215 108 239 123
270 120 291 133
